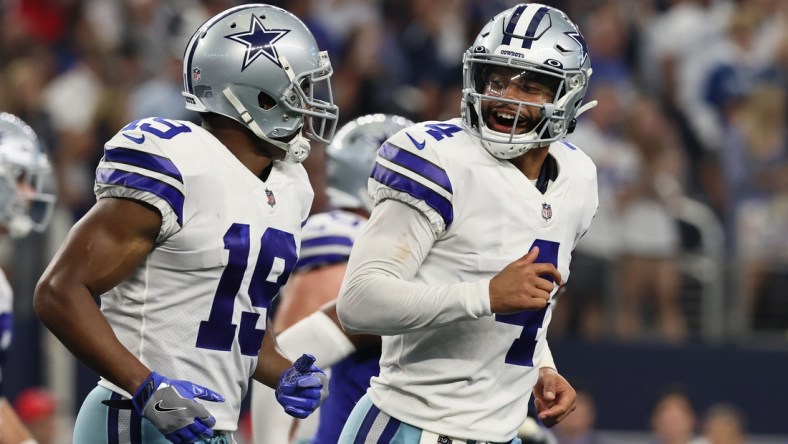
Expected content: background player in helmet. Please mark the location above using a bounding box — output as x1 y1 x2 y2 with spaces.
252 114 414 444
0 112 56 444
33 4 337 444
337 3 598 443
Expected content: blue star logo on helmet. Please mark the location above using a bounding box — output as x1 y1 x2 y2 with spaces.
225 14 291 71
563 30 588 62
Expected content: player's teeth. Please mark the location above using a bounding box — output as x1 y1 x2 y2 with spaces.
496 112 515 119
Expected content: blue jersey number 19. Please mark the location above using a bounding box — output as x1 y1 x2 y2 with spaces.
196 224 297 356
495 239 560 367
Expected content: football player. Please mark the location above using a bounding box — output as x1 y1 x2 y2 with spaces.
251 114 413 444
336 3 598 443
0 112 56 444
33 4 338 444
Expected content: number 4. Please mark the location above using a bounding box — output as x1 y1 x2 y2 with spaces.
495 239 560 367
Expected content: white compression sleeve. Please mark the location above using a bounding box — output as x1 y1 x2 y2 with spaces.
337 199 491 335
276 310 356 368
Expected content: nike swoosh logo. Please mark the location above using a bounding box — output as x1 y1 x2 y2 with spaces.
123 133 145 144
406 133 426 150
153 400 187 413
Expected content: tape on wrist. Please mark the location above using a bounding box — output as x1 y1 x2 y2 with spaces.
277 311 356 368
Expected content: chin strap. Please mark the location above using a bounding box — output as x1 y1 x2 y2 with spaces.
222 87 311 163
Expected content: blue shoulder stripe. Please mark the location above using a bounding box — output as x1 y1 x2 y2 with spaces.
294 253 349 273
561 140 578 150
103 147 183 183
371 163 453 229
378 143 452 193
301 235 354 249
96 168 184 226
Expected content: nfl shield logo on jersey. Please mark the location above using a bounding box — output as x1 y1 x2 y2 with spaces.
541 202 552 221
265 188 276 207
192 67 201 82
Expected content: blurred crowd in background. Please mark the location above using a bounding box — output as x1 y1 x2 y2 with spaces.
0 0 786 442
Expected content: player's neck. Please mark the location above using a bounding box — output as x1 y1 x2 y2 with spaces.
202 116 277 177
508 145 550 180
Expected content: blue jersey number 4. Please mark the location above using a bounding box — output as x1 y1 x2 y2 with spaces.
495 239 560 367
196 224 297 356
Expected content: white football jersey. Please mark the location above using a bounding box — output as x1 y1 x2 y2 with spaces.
366 118 598 440
94 117 313 430
294 210 367 273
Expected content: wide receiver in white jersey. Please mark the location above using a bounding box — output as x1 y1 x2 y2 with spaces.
0 112 56 444
337 3 599 444
34 5 338 444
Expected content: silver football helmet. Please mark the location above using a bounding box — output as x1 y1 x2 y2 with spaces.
182 4 339 162
461 3 597 159
0 113 56 238
326 114 413 211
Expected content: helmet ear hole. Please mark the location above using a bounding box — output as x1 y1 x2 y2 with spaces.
258 92 277 110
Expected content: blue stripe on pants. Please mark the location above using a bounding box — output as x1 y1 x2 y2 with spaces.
338 394 523 443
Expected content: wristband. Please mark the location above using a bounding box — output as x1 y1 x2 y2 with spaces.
277 311 355 368
539 343 557 371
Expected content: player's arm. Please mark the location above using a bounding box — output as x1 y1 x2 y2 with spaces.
33 197 159 393
337 198 562 335
0 397 35 444
337 199 492 335
34 198 224 443
274 260 377 367
273 262 348 333
254 319 328 419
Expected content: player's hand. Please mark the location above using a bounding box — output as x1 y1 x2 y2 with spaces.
489 247 562 314
533 367 576 427
276 354 328 419
131 371 224 443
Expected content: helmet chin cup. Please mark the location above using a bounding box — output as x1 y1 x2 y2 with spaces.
285 134 311 163
8 214 32 239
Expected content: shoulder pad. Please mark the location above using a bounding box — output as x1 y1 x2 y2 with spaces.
95 118 191 238
369 121 461 236
294 210 365 273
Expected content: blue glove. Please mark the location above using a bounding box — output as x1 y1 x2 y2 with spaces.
276 354 328 419
131 371 224 444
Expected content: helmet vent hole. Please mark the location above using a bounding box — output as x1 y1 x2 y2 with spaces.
260 15 266 19
258 92 277 110
230 23 236 28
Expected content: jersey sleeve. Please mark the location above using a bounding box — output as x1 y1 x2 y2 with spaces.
337 199 491 335
94 119 186 242
294 211 365 273
368 126 454 237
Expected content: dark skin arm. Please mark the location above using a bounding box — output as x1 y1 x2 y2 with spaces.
33 198 161 394
252 318 293 389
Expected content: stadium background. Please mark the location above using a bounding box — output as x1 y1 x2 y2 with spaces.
1 0 786 442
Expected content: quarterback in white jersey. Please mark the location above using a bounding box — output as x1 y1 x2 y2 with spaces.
34 5 338 444
337 4 598 443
